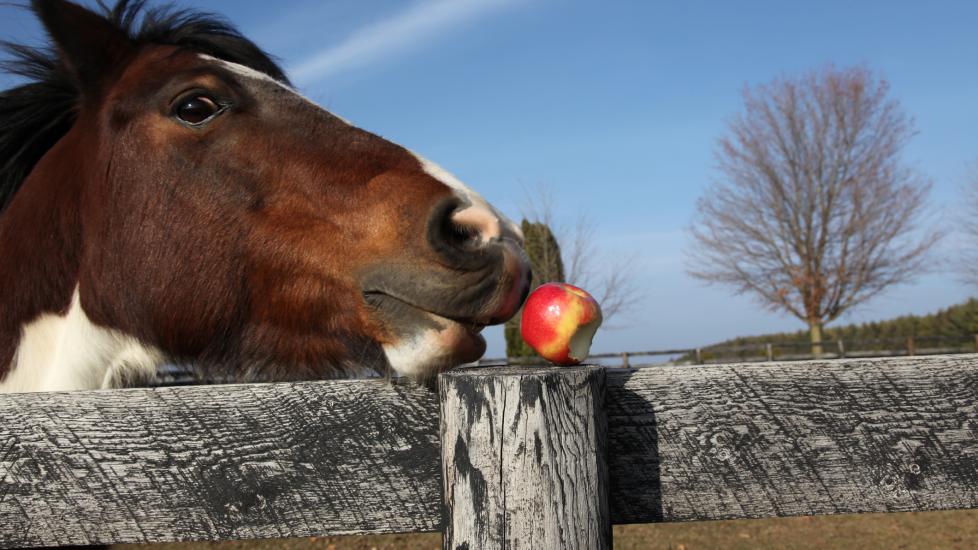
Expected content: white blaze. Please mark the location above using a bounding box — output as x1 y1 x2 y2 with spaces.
203 54 522 244
415 154 523 243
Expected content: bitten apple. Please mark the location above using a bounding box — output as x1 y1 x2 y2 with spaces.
520 282 603 366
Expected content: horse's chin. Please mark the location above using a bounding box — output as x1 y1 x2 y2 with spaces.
381 320 486 380
365 293 487 380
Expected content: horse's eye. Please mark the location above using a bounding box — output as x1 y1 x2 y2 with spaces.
174 95 221 125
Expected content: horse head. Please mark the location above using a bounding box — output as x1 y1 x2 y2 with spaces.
0 0 531 391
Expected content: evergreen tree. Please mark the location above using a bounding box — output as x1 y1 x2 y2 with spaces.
504 220 566 358
683 297 978 361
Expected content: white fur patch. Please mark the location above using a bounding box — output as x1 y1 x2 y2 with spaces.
382 310 486 380
200 54 287 88
382 330 460 379
383 337 440 380
0 287 164 393
199 55 356 125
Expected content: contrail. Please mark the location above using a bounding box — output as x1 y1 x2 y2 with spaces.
289 0 520 86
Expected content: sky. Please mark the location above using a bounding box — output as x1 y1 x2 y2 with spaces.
1 0 976 358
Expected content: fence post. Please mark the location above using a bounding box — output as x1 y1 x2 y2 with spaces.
766 343 773 362
440 366 611 550
622 352 630 368
907 336 916 356
695 348 703 364
837 339 846 358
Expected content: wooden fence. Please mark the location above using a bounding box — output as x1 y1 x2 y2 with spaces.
3 354 978 548
482 334 978 367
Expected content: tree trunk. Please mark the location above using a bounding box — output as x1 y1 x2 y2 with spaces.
810 321 824 358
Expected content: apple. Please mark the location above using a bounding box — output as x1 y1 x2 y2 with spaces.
520 282 603 366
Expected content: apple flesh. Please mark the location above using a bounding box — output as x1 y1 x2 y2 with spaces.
520 282 603 366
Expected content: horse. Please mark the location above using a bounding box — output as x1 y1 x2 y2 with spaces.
0 0 531 393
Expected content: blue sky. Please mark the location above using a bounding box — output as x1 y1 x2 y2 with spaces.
2 1 977 357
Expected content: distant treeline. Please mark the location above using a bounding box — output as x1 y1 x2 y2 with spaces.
686 298 978 362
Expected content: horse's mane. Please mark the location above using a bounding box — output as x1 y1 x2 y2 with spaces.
0 0 290 213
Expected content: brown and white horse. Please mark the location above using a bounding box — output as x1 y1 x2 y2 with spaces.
0 0 530 392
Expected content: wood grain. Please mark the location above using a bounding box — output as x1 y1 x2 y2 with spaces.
607 354 978 524
440 366 611 550
0 379 443 548
4 356 978 548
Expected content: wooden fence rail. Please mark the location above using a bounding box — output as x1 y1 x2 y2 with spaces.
3 355 978 548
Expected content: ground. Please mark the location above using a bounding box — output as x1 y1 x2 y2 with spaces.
115 508 978 549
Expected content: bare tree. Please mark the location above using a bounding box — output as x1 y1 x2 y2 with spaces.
686 66 939 356
522 185 638 323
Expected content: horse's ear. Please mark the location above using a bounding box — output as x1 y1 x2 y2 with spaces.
32 0 135 95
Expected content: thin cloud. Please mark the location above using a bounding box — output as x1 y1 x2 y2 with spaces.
289 0 520 86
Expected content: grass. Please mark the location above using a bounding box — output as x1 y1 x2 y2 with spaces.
114 508 978 549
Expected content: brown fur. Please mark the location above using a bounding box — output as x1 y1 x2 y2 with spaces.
0 1 529 385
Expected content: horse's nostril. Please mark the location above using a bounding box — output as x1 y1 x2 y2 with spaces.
445 218 481 249
450 205 502 246
427 199 516 271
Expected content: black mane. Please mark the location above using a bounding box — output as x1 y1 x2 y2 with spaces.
0 0 289 212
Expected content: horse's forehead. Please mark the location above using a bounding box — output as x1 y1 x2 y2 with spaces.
199 54 344 121
200 55 520 238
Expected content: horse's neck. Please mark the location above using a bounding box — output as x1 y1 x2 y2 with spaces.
0 287 164 393
0 140 163 392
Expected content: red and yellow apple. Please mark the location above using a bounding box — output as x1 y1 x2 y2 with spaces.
520 282 603 366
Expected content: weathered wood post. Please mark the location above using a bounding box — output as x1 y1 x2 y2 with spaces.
907 336 916 356
837 339 846 358
622 352 630 368
440 366 610 550
765 342 773 362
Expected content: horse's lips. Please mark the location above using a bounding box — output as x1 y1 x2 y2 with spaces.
363 292 488 357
